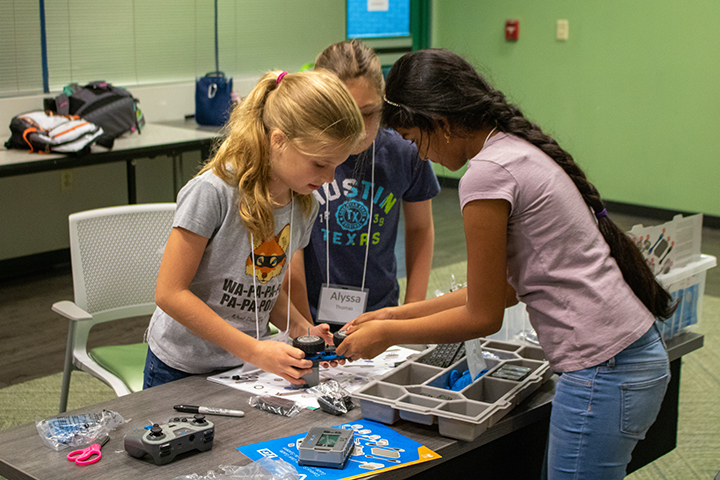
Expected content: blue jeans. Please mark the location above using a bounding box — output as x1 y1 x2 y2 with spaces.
143 347 192 389
545 323 670 479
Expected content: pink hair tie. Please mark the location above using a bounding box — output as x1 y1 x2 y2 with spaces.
277 72 288 84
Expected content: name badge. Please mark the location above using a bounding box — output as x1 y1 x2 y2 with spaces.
317 284 368 325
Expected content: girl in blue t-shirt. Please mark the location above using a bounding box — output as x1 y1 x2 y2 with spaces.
287 40 439 328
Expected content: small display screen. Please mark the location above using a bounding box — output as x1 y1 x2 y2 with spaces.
317 433 340 448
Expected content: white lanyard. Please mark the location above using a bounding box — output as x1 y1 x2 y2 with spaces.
250 195 293 340
324 140 375 290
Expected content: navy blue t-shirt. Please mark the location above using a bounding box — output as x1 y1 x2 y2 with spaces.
304 128 440 320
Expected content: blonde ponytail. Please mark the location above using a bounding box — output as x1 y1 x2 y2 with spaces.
200 70 363 241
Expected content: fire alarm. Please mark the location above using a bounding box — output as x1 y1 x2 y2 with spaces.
505 20 519 40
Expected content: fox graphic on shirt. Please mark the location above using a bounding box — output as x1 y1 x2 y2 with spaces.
245 224 290 283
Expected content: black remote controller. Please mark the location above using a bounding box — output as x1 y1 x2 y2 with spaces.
124 414 214 465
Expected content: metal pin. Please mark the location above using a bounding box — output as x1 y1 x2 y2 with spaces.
275 389 307 396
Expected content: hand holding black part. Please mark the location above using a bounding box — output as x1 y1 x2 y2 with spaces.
336 319 392 360
252 339 314 385
291 334 350 387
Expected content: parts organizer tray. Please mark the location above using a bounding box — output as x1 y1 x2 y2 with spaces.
352 339 552 442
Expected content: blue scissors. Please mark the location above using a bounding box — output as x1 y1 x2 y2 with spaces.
66 435 109 466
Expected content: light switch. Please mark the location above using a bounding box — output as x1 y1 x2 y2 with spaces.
557 19 569 40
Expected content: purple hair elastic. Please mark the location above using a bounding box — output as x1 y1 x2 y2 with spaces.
277 72 288 84
595 208 608 219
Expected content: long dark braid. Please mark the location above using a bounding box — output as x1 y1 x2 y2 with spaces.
383 49 675 319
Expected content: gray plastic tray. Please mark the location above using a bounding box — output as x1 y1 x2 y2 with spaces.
353 339 552 441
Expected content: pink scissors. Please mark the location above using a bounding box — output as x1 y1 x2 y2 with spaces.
66 435 109 465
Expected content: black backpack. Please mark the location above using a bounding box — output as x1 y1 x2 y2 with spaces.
46 81 144 149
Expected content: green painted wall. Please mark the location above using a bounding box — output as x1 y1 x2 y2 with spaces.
430 1 720 217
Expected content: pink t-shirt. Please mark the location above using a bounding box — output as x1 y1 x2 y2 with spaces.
459 133 654 372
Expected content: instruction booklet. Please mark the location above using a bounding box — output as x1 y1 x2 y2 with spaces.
237 419 441 480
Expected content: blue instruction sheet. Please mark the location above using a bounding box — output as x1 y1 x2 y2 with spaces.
237 419 441 479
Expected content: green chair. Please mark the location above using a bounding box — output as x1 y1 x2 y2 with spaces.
53 203 175 413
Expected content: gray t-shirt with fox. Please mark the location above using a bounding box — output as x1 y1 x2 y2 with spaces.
147 170 317 373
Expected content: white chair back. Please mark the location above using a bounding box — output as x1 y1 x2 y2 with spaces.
56 203 176 412
68 203 176 318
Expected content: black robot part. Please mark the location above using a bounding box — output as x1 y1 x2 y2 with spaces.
333 329 348 347
293 335 325 355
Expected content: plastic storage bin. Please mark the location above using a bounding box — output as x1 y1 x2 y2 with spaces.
655 254 716 341
353 339 552 441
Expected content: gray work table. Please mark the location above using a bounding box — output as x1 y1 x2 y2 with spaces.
0 332 703 480
0 123 218 204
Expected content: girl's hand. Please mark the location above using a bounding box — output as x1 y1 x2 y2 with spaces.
308 323 333 345
346 306 399 330
251 340 313 385
310 323 346 368
336 320 393 360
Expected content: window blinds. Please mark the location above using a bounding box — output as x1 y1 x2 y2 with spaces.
1 0 344 98
45 0 215 91
219 0 345 75
0 0 44 96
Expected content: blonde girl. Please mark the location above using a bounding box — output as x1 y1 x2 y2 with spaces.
144 70 364 388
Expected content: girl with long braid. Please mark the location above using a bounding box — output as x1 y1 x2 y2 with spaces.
336 49 675 478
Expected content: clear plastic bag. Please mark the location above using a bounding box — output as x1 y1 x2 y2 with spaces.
308 380 355 416
434 274 466 297
36 409 124 451
172 457 299 480
248 395 301 417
